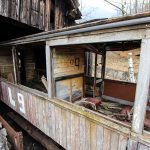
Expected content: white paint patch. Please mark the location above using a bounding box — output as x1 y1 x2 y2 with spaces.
8 87 25 114
18 93 26 114
8 87 16 107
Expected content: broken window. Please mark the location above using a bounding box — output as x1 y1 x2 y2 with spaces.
105 50 140 83
17 44 47 93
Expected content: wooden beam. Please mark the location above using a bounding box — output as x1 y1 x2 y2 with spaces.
132 38 150 134
46 45 54 98
0 24 149 47
47 28 148 46
12 46 20 84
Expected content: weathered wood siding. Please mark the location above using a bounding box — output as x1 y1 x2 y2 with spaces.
0 80 133 150
0 0 47 30
0 49 13 80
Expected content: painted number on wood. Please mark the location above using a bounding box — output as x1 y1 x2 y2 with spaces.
8 87 26 114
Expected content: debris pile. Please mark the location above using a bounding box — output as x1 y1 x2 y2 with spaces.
0 122 10 150
75 97 150 131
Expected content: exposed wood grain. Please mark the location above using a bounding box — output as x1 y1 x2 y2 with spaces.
66 111 71 150
138 143 149 150
127 139 138 150
61 109 67 149
96 125 104 150
110 132 119 150
85 119 91 150
80 116 86 150
118 134 128 150
90 122 97 150
103 128 111 150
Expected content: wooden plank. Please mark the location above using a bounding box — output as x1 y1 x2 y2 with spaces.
127 139 138 150
55 106 61 144
70 113 76 150
48 103 53 138
60 109 67 149
45 0 51 31
110 132 119 150
80 116 86 150
51 104 56 140
103 128 111 150
66 111 71 150
90 122 97 150
85 119 91 150
96 125 104 150
132 38 150 134
118 134 128 150
74 115 80 150
138 143 149 150
47 28 150 47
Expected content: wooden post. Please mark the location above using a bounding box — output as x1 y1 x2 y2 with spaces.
93 53 97 97
12 46 20 84
101 50 106 95
46 45 54 98
132 38 150 134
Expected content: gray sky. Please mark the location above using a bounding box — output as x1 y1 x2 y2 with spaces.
79 0 119 21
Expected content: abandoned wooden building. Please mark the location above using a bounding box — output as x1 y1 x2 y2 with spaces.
0 10 150 150
0 0 81 42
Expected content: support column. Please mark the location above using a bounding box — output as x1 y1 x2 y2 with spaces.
132 38 150 134
46 45 54 98
12 46 20 84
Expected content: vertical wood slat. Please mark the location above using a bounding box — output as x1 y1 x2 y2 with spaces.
110 132 119 150
103 128 111 150
138 143 149 150
90 122 97 150
96 125 104 150
51 104 56 140
60 109 67 149
85 120 91 150
118 134 128 150
132 38 150 134
70 113 75 150
80 116 86 150
127 139 138 150
45 0 51 31
66 111 71 150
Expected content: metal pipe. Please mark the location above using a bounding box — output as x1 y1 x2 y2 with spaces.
1 16 150 46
